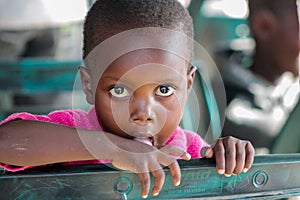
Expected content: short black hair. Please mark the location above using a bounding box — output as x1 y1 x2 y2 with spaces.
83 0 194 59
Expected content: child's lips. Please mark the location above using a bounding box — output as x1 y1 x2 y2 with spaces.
129 124 156 136
133 137 154 146
133 121 152 127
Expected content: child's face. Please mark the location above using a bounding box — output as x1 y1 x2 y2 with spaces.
91 49 194 146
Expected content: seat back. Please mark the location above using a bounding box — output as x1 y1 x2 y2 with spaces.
271 100 300 153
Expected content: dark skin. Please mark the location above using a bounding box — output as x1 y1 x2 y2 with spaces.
0 49 255 198
249 0 300 84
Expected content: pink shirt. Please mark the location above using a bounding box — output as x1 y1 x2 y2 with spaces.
0 106 207 172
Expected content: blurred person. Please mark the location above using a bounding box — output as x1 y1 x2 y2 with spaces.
221 0 300 150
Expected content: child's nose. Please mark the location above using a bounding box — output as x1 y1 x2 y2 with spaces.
130 92 155 123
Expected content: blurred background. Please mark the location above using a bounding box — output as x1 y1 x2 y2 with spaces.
0 0 88 121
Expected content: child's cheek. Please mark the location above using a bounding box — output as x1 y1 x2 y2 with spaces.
161 93 186 114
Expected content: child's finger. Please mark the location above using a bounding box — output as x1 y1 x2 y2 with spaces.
151 168 165 197
243 141 255 172
213 140 226 175
156 150 181 187
168 160 181 187
159 145 191 160
224 139 236 176
180 152 191 160
201 146 213 158
233 141 246 174
138 172 151 199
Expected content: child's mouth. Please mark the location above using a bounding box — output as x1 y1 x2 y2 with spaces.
133 136 154 146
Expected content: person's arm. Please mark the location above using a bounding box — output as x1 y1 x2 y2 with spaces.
0 120 105 166
0 120 190 198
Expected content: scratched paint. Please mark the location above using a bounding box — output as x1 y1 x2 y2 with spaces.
2 155 300 199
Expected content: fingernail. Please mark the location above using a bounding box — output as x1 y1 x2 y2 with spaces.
175 180 181 186
186 153 191 160
142 194 148 199
243 168 249 173
218 169 225 175
205 149 212 157
153 192 159 196
224 173 232 177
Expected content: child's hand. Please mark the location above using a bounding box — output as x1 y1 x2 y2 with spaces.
202 136 255 177
110 138 191 198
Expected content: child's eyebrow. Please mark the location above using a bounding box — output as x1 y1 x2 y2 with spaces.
100 76 126 85
100 76 135 88
101 76 120 82
101 72 184 86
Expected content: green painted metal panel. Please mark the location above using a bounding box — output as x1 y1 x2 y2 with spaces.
0 59 81 93
1 154 300 199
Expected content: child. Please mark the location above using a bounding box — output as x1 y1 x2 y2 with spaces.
0 0 255 198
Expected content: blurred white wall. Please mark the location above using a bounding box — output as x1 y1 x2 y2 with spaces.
0 0 88 30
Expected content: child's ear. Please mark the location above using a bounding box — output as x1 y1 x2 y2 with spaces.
79 66 95 104
250 10 277 40
187 65 196 93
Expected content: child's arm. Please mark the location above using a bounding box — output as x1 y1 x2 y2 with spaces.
0 120 190 198
0 120 100 166
202 136 255 177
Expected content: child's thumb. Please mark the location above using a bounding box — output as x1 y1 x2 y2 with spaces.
200 146 213 158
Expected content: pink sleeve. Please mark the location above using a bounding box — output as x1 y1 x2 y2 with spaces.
0 164 33 172
0 112 50 125
0 111 76 127
185 131 209 159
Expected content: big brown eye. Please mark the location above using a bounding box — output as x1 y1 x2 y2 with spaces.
109 86 129 98
155 85 175 97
